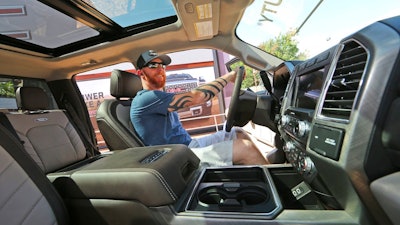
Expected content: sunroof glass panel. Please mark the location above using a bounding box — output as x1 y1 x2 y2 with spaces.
0 0 99 48
86 0 176 27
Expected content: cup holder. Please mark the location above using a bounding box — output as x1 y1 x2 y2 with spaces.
198 184 269 207
186 167 283 216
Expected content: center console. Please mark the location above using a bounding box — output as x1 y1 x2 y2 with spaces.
170 164 354 225
48 144 200 225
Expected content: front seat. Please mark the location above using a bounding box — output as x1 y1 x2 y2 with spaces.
0 123 70 225
96 69 145 150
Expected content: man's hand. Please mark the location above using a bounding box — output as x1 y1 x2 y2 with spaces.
227 67 246 83
235 66 246 81
226 70 237 83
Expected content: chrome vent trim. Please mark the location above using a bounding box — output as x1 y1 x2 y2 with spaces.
321 40 368 121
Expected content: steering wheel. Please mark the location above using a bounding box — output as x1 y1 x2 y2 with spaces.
225 66 245 132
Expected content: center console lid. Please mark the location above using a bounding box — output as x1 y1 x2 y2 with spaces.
49 144 200 207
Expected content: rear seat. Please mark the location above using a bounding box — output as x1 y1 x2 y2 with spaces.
4 86 98 174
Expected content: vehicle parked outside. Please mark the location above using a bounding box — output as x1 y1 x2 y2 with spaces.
165 73 212 119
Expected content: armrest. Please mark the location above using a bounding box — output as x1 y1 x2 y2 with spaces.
50 144 200 206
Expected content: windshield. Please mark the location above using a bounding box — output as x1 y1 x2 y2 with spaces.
237 0 400 59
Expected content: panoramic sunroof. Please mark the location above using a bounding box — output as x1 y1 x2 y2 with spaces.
88 0 176 27
0 0 99 48
0 0 177 56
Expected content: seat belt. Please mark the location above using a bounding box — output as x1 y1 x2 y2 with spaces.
0 112 24 144
60 95 100 157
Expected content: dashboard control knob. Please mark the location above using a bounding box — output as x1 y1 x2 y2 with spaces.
284 141 295 153
301 156 314 174
281 115 290 126
296 121 310 137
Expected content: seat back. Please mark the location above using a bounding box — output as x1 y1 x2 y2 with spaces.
5 87 87 173
0 123 69 225
96 69 145 150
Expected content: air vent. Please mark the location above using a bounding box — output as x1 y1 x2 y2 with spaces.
321 40 368 120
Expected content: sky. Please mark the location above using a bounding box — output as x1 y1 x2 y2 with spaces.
237 0 400 58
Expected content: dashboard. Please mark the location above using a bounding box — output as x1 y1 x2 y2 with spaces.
278 46 335 178
272 15 400 224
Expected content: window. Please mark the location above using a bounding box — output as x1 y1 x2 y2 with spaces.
0 76 57 110
75 49 227 138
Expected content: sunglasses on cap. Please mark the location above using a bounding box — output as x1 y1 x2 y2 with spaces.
145 62 166 69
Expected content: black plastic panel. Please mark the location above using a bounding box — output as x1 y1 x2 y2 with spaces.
309 124 344 160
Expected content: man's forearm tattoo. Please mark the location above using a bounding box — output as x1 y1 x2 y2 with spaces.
196 78 226 100
195 88 215 101
169 95 191 111
218 77 228 85
169 76 229 110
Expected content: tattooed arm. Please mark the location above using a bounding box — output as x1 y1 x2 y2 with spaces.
168 70 237 112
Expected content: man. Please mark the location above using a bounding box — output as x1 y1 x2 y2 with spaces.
130 50 269 167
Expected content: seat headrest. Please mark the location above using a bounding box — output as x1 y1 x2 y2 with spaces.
16 87 49 110
110 69 142 99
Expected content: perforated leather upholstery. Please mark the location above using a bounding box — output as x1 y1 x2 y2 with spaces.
6 87 87 173
96 69 145 150
0 124 69 225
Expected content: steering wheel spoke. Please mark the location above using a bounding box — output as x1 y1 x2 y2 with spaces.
225 66 245 132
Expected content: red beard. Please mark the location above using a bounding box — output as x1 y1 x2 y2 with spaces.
146 74 166 89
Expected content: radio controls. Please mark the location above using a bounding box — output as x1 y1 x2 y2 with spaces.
284 141 295 153
300 156 314 174
295 121 310 137
281 115 290 126
280 112 313 171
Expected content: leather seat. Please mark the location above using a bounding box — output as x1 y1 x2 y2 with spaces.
0 123 70 225
96 69 145 150
4 87 97 174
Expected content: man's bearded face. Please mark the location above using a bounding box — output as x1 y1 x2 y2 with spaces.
144 69 166 89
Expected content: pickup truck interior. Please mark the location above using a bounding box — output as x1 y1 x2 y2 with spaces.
1 0 400 225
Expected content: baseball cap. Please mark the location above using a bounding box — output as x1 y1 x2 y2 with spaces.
136 50 171 69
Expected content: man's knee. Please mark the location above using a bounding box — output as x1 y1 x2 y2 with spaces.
232 139 257 159
234 128 252 140
232 139 268 165
234 138 253 150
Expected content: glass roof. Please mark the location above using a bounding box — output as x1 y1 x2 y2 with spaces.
88 0 176 27
0 0 177 55
0 0 98 48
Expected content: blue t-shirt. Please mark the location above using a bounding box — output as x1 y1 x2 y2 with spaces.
130 89 192 146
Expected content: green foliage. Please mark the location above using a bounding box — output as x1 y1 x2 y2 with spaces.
0 81 16 97
242 67 260 89
230 29 307 89
259 29 308 61
229 61 259 89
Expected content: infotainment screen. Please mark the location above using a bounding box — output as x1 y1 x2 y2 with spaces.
293 68 325 110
